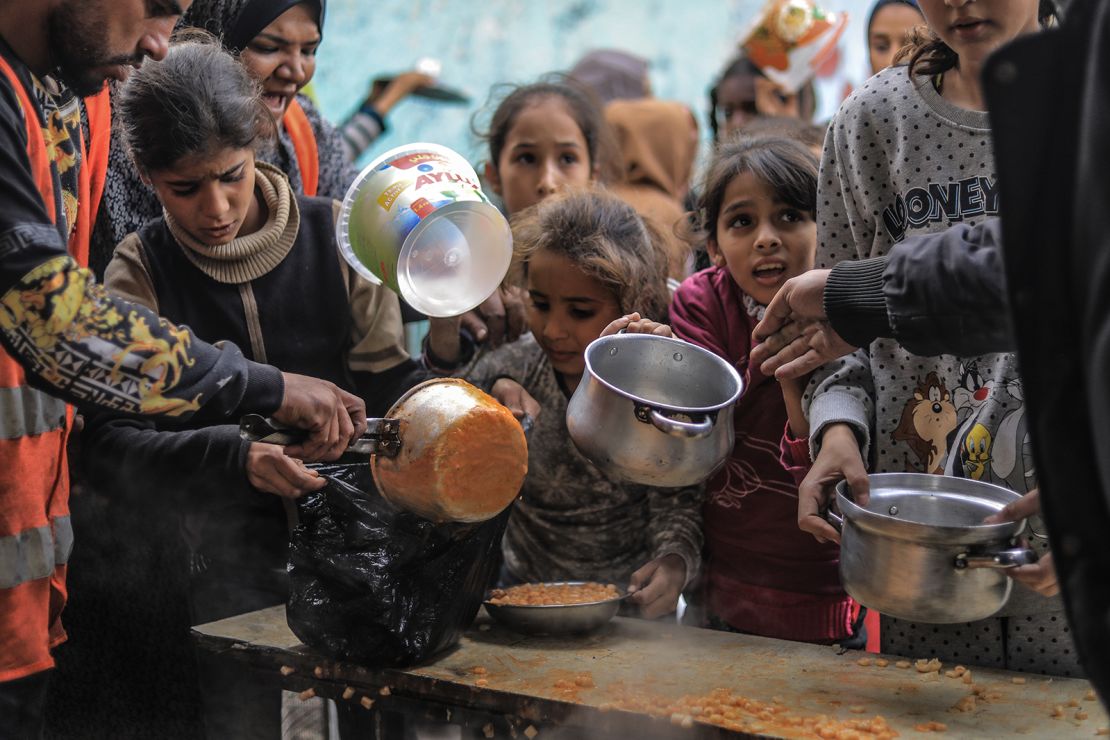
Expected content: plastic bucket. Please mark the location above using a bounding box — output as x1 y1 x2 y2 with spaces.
336 143 512 317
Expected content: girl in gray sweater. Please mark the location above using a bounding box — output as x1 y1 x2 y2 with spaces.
802 1 1080 675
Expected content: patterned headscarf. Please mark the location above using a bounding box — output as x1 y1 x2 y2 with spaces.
181 0 326 52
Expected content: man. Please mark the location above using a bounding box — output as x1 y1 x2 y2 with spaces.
0 2 366 734
749 0 1110 705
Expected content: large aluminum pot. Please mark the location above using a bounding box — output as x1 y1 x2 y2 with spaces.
566 333 743 487
830 473 1037 624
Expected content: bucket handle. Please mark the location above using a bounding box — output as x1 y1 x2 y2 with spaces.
954 547 1039 570
635 405 715 439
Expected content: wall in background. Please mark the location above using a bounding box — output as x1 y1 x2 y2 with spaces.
313 0 876 171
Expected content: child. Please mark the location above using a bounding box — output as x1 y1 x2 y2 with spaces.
865 0 924 76
441 188 703 619
801 1 1079 674
670 136 858 644
481 79 616 216
708 53 816 143
83 39 461 737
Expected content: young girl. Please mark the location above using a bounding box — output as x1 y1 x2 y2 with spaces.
83 39 459 737
481 79 616 216
670 136 858 644
801 1 1079 674
441 188 703 618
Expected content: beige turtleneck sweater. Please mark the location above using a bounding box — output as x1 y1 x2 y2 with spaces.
105 162 408 374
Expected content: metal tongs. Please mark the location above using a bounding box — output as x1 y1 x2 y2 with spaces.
239 414 403 458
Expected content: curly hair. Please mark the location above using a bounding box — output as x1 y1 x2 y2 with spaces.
507 188 671 322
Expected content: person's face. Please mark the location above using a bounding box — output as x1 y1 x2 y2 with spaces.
485 97 594 216
869 3 926 75
708 171 816 306
525 249 621 383
715 73 759 139
147 147 258 247
238 3 320 120
46 0 190 96
917 0 1041 68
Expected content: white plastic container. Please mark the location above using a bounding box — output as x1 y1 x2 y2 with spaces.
336 143 512 317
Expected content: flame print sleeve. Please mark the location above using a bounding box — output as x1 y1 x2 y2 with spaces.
0 253 283 421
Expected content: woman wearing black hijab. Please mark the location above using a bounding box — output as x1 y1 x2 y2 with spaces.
91 0 358 278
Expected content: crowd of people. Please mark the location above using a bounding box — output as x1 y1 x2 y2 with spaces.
0 0 1106 737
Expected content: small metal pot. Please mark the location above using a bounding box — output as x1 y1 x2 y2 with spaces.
483 582 626 636
830 473 1037 624
566 333 743 487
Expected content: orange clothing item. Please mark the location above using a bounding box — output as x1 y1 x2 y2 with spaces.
0 55 109 683
605 100 699 280
284 99 320 197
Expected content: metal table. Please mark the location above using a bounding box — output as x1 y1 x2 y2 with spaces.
193 605 1108 738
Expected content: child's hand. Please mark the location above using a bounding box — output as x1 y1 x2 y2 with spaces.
981 489 1059 597
246 443 325 498
627 553 686 618
460 286 528 347
490 377 542 422
600 312 673 338
798 424 868 544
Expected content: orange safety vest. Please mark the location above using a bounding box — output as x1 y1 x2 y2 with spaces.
283 98 319 197
0 56 109 683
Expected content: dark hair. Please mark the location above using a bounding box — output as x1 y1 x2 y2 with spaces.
508 188 671 322
477 77 620 183
739 116 827 152
118 36 274 173
708 53 817 141
902 1 1057 76
694 135 819 247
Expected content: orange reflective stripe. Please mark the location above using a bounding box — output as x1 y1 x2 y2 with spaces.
70 87 110 267
283 98 319 197
0 55 54 225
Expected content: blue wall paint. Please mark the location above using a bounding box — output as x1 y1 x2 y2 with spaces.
313 0 874 169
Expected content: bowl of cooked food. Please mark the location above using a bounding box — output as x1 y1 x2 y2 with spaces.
483 582 627 636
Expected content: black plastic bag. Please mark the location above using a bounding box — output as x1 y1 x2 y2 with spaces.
287 463 511 667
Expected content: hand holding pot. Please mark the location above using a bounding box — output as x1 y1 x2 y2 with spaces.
628 553 686 618
799 423 869 544
246 442 325 498
983 489 1060 597
490 377 541 422
274 373 367 462
461 285 528 347
601 312 672 338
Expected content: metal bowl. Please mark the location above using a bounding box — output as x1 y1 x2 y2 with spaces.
483 582 626 636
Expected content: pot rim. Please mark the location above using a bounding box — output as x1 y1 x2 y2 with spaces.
582 333 743 414
835 473 1026 546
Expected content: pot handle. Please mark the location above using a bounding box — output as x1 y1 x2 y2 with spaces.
647 408 714 439
954 547 1039 570
824 507 844 532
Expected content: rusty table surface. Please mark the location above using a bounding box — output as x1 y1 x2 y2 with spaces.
193 605 1107 738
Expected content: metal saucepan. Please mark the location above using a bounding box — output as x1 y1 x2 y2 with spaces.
829 473 1037 624
241 378 529 523
483 582 627 636
566 333 743 487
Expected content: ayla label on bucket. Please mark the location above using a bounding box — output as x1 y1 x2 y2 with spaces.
413 170 480 192
388 152 452 170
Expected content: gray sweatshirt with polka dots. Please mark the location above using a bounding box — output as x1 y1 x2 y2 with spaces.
804 66 1055 621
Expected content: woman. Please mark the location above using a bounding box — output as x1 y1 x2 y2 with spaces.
92 0 366 276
